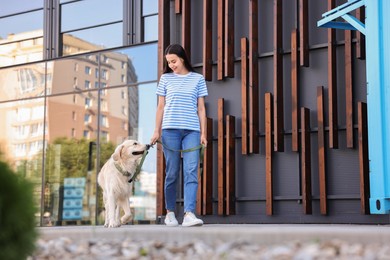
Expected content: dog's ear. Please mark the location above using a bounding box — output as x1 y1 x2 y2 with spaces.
112 145 124 161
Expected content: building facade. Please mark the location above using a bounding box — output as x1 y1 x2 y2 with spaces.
1 0 389 226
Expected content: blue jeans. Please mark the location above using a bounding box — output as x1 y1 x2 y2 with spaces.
162 129 200 213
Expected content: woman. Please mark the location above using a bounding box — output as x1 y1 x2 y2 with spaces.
150 44 208 227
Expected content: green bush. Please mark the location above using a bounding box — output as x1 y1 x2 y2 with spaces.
0 161 37 260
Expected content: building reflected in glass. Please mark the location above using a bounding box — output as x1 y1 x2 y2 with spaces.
0 0 158 226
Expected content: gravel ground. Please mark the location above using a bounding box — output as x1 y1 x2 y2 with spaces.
29 236 390 259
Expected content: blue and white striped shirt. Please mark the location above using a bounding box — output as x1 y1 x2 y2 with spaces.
156 72 208 131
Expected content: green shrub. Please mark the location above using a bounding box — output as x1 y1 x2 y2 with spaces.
0 161 37 260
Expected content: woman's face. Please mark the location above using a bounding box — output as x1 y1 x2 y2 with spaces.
166 54 187 74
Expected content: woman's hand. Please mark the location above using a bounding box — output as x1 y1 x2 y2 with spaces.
200 134 207 147
150 131 160 145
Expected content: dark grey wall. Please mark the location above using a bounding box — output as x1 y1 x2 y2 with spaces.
171 0 390 224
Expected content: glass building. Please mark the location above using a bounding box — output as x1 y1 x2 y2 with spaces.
0 0 158 226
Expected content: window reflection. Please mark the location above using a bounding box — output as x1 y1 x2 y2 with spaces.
0 63 46 102
144 15 158 42
60 0 123 32
0 97 45 225
142 0 158 16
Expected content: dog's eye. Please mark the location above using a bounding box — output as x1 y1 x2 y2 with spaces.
133 142 138 145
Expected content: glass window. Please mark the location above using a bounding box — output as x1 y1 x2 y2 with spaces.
0 1 43 16
143 15 158 42
60 0 123 32
0 10 44 68
61 23 123 55
142 0 158 16
0 62 46 102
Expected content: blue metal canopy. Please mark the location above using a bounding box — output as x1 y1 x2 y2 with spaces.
318 0 390 214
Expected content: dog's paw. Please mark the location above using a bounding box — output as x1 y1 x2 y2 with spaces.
108 221 121 228
121 214 132 224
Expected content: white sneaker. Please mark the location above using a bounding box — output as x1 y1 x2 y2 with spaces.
164 212 179 227
182 212 203 227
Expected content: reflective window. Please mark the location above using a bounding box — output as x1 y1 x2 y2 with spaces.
142 0 158 16
0 97 45 225
0 10 44 67
61 0 123 32
62 23 123 55
0 1 43 17
144 15 158 42
0 63 46 102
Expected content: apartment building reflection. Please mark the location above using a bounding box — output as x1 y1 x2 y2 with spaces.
0 30 146 225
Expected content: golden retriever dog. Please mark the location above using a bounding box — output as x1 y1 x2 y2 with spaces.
98 140 149 228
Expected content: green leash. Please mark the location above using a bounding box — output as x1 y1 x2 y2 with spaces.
126 140 206 184
156 140 206 177
127 149 149 183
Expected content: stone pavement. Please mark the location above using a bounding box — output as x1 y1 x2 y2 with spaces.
32 224 390 259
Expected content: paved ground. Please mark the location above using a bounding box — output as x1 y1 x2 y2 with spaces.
37 224 390 245
31 224 390 259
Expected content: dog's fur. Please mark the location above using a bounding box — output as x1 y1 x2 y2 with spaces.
97 140 147 228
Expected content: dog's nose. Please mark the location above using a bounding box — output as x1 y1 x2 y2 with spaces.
146 144 152 150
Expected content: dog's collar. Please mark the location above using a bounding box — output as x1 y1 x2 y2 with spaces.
114 162 133 177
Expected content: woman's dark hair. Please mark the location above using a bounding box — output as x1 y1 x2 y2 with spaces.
163 44 194 73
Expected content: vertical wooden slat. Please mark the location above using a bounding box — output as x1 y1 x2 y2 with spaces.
226 115 236 215
224 0 234 77
156 0 170 218
196 164 203 215
291 29 299 152
299 0 309 67
175 0 181 14
358 102 370 214
301 107 312 214
356 7 366 60
265 93 273 216
203 0 213 81
182 0 191 60
241 37 249 155
249 0 259 154
203 117 213 215
218 98 226 215
317 86 327 215
328 0 338 149
345 30 354 148
273 0 284 152
217 0 225 80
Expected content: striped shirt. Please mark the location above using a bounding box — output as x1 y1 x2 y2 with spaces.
156 72 208 131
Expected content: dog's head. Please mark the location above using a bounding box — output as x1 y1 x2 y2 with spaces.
112 140 148 162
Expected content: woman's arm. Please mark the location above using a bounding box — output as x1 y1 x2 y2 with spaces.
150 95 165 145
198 97 207 146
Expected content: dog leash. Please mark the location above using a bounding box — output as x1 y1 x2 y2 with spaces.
127 149 149 183
155 140 206 177
127 141 206 183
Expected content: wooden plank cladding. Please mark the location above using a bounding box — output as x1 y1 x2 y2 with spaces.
249 0 259 154
217 0 225 80
203 0 213 81
224 0 234 78
273 0 284 152
291 29 299 152
345 30 354 148
197 117 213 215
356 7 366 60
317 86 327 215
358 102 370 214
218 98 226 215
299 0 309 67
175 0 181 14
182 0 191 60
156 0 170 217
327 0 338 149
241 38 249 155
226 115 236 215
301 107 312 214
265 93 273 216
